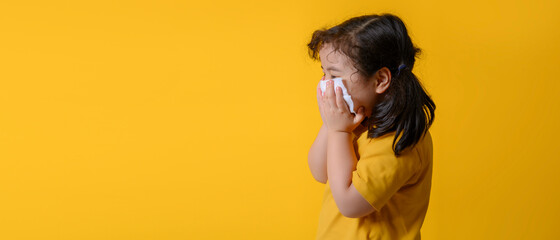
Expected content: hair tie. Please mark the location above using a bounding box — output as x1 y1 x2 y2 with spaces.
396 63 407 77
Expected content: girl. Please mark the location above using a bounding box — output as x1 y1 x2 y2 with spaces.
307 13 435 240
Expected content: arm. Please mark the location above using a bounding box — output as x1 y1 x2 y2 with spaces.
307 124 328 184
327 131 376 218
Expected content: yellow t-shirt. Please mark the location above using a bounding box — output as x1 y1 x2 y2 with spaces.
315 129 433 240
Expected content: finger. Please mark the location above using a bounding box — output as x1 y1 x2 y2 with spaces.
353 107 366 125
325 80 336 108
335 86 349 113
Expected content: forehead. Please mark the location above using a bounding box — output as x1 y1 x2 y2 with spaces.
319 44 352 68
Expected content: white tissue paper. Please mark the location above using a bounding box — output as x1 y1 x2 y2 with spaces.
317 77 356 114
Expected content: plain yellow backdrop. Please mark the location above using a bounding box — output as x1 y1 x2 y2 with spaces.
1 0 559 239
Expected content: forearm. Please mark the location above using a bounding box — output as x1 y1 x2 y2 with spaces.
326 131 357 209
307 124 329 183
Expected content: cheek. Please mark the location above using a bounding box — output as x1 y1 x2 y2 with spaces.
350 90 376 108
347 84 361 100
347 87 358 102
349 92 364 109
346 81 370 104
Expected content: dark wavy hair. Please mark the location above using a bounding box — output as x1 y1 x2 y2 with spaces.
307 13 435 156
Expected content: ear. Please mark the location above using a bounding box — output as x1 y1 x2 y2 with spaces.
374 67 392 94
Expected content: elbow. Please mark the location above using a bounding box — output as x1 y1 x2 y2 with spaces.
309 169 327 184
341 213 355 218
311 164 328 184
340 209 369 219
339 206 369 218
333 198 358 218
339 207 359 218
315 177 327 184
307 156 327 184
339 197 377 218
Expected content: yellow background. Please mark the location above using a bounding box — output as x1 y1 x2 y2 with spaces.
1 0 559 239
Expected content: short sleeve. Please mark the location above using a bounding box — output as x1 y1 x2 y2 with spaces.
351 134 420 211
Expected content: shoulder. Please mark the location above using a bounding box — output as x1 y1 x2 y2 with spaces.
355 130 398 158
357 130 432 157
355 130 432 171
415 130 433 166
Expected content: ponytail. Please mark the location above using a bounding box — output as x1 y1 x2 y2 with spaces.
367 65 435 156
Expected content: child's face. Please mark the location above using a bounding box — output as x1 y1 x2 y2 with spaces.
319 44 378 117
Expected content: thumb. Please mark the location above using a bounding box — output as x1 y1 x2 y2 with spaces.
353 107 365 125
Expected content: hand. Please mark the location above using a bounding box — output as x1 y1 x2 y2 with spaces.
320 79 365 133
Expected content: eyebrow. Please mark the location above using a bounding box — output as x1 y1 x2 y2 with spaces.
321 66 342 72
